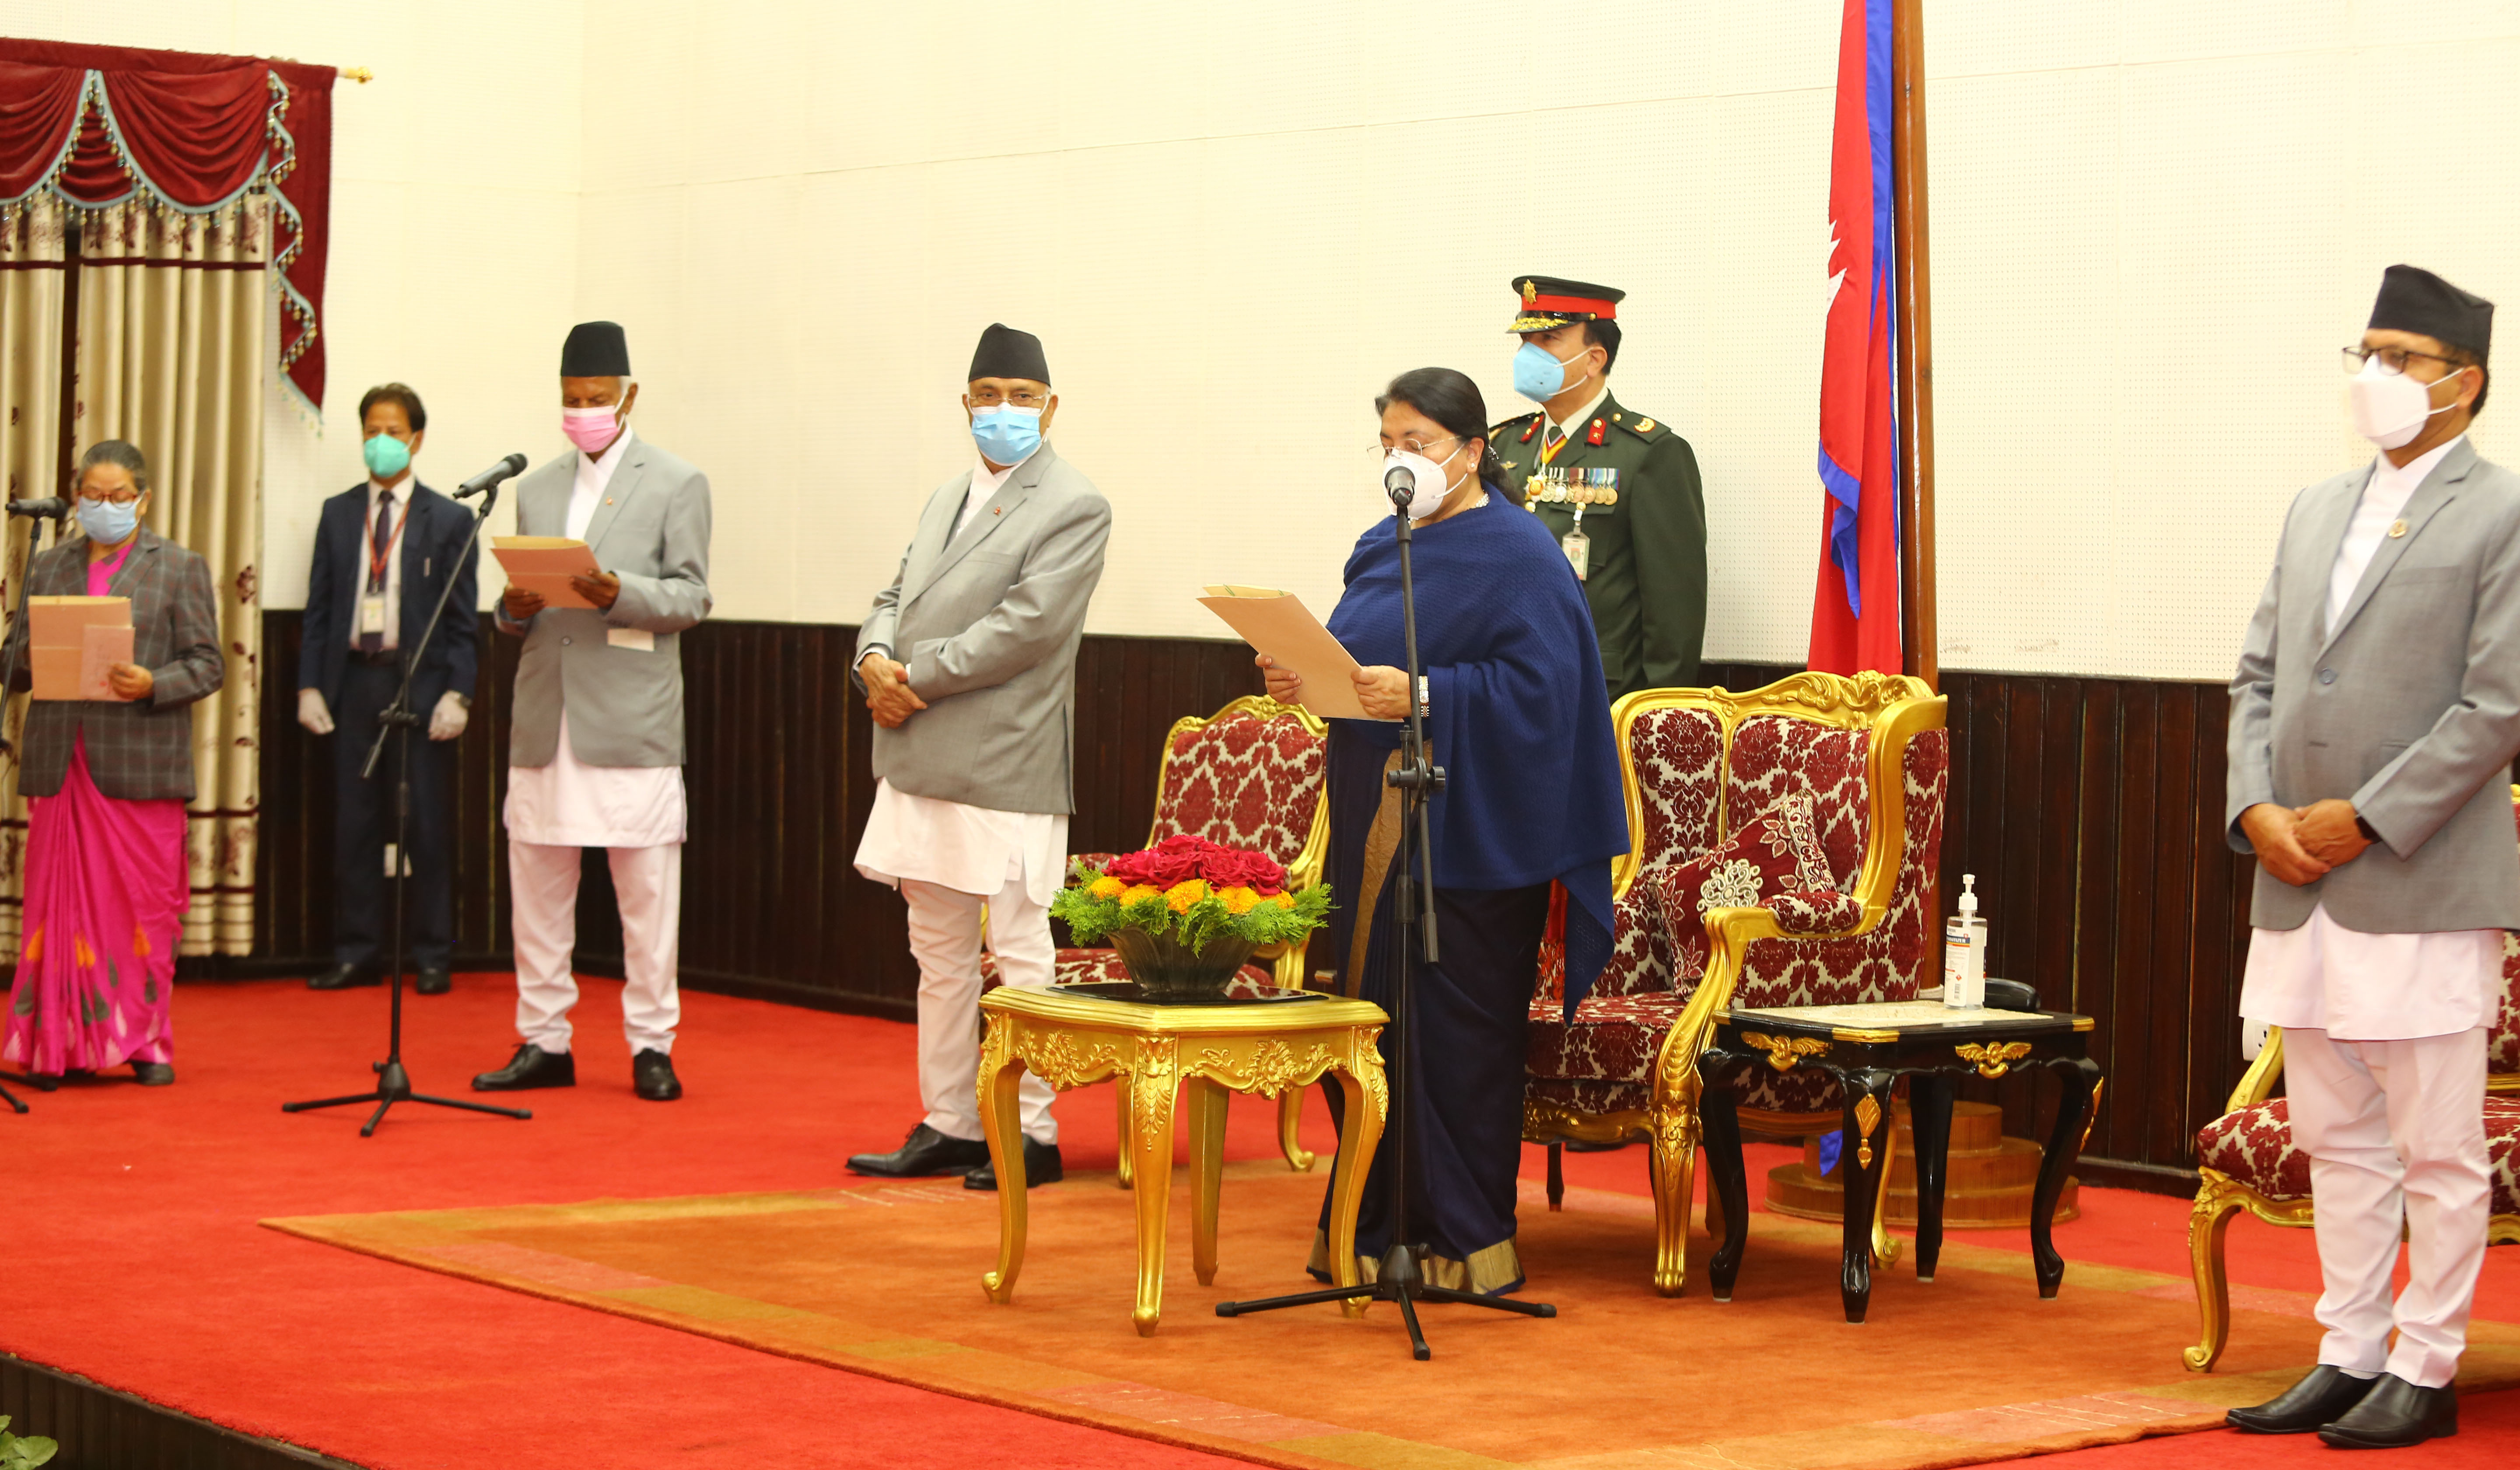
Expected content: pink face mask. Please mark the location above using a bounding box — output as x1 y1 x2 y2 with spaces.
562 400 624 455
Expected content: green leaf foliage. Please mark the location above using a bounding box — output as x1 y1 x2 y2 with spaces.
0 1415 61 1468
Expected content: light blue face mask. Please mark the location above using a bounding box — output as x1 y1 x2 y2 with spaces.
78 495 140 546
970 404 1044 466
363 432 413 479
1513 340 1593 404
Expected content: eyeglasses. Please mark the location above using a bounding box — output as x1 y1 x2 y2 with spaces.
2342 345 2463 378
968 388 1050 409
1370 435 1465 466
76 488 142 505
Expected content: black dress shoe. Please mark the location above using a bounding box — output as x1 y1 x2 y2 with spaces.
632 1049 682 1101
2228 1365 2380 1434
415 967 452 996
472 1043 576 1092
847 1122 990 1177
2318 1373 2458 1448
307 963 380 991
965 1138 1064 1191
129 1060 174 1086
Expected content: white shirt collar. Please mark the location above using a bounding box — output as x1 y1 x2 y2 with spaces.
971 452 1021 499
1548 381 1613 443
576 425 637 497
2370 434 2464 500
367 475 413 505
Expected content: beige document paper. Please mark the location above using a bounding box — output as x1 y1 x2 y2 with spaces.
1197 585 1390 722
492 536 602 610
29 595 133 700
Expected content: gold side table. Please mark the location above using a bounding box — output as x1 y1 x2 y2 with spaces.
976 985 1389 1336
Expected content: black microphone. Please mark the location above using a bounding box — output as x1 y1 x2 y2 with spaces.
7 497 70 520
455 452 529 500
1383 463 1416 509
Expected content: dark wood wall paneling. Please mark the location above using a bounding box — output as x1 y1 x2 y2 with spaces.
238 613 1263 1021
237 621 2263 1194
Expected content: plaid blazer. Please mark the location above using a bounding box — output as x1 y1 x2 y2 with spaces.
4 527 224 801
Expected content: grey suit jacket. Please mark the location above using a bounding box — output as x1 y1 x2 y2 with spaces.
854 445 1110 814
2227 438 2520 932
499 434 714 768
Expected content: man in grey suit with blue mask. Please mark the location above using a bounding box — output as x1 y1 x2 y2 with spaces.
847 323 1111 1190
2225 266 2514 1449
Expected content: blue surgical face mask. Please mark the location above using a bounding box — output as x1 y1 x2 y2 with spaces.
363 432 413 479
1513 339 1595 404
970 403 1044 466
78 495 140 546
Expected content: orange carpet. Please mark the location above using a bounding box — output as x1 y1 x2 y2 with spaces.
267 1157 2520 1470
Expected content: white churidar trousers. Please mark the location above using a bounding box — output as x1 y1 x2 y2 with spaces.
2284 1024 2490 1389
901 875 1057 1145
509 840 684 1056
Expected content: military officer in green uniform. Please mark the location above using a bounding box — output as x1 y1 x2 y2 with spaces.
1493 275 1708 700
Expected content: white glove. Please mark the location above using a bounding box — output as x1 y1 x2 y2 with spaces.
298 687 334 735
428 690 470 742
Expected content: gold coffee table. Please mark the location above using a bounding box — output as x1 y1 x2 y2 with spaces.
976 983 1389 1336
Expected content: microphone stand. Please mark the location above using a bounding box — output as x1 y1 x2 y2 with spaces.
0 505 69 1113
1214 476 1556 1358
283 483 531 1137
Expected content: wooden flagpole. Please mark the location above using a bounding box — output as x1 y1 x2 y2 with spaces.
1892 0 1939 690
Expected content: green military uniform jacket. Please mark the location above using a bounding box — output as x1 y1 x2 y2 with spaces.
1491 391 1707 700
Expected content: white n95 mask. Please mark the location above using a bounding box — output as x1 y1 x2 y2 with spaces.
1382 445 1461 522
2350 358 2460 450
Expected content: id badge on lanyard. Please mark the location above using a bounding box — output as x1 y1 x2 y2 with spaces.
359 593 390 636
1561 505 1590 581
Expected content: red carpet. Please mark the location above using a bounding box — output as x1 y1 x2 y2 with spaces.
3 974 2514 1467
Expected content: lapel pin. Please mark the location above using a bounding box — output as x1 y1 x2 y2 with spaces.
994 507 1003 515
606 497 614 505
2389 518 2408 538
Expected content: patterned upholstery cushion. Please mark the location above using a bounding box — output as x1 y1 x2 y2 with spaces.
1535 706 1728 1005
2198 1094 2520 1216
1732 728 1949 1012
1527 991 1690 1085
1656 792 1842 981
1725 716 1871 890
1149 708 1325 872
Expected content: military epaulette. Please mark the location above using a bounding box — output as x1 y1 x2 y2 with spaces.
1491 411 1544 445
1610 411 1671 443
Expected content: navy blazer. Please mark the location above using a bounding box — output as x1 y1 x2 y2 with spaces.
298 481 480 715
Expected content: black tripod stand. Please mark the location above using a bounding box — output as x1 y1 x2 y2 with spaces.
284 472 531 1138
1214 468 1556 1359
0 500 74 1114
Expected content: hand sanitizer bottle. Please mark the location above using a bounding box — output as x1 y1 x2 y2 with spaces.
1942 874 1986 1009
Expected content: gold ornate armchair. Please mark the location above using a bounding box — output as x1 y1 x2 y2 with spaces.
1522 671 1950 1294
2182 789 2520 1371
984 695 1331 1172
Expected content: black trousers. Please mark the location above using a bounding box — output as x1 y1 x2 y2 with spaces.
332 658 454 971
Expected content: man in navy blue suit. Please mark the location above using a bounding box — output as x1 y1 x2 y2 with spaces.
298 383 480 995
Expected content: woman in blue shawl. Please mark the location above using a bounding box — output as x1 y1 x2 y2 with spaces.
1260 368 1628 1295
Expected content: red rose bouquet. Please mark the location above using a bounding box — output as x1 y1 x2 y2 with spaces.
1054 835 1328 950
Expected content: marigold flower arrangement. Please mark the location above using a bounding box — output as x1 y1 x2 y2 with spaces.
1052 834 1331 954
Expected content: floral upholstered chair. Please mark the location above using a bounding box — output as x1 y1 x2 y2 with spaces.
982 695 1330 1172
2181 788 2520 1372
1522 671 1950 1295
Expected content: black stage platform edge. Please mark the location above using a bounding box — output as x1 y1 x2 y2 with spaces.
0 1351 363 1469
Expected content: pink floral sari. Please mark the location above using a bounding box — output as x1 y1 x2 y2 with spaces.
2 539 189 1075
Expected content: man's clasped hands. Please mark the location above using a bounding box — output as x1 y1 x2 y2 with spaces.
2241 798 2375 887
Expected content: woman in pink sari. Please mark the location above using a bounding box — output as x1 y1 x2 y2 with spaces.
3 441 223 1087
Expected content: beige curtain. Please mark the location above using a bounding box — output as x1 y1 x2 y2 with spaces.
73 198 266 956
0 197 67 957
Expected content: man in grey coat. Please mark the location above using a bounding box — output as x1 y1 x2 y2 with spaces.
847 323 1110 1190
473 321 713 1104
2224 266 2514 1449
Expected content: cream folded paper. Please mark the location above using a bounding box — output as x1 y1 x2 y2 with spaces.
492 536 602 611
1197 585 1390 722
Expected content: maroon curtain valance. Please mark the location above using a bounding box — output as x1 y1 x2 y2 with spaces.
0 38 333 415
